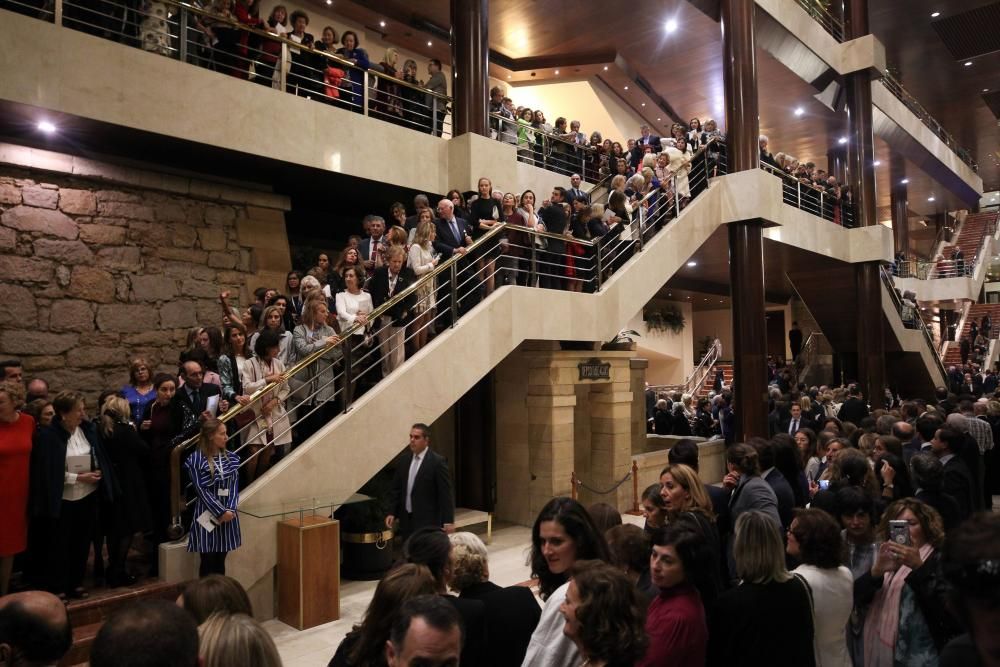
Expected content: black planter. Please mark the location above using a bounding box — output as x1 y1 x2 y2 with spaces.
341 530 394 580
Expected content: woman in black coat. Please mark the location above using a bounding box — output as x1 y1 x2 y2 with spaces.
29 391 117 598
99 396 152 586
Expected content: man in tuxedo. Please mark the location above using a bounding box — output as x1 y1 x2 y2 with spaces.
385 424 455 537
565 173 589 204
636 124 662 153
538 187 568 290
359 215 387 273
369 246 416 377
932 426 976 521
780 403 812 436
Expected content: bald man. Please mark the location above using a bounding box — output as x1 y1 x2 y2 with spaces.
0 590 72 666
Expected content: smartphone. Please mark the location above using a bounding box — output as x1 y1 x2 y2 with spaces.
818 479 830 491
889 519 911 546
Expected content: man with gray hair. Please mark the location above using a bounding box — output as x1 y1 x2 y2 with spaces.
759 134 780 168
360 214 387 272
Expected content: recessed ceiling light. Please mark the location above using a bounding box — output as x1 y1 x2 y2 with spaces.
624 85 629 90
554 70 559 75
379 20 386 27
931 11 940 17
838 137 848 144
603 66 608 71
507 75 511 79
984 88 990 93
794 107 804 116
657 117 662 121
37 120 56 133
964 61 973 66
641 102 646 107
928 196 936 202
427 41 433 46
664 19 678 33
687 261 697 267
901 178 910 184
873 160 882 166
325 0 331 4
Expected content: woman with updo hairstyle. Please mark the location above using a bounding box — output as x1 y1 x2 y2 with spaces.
250 304 293 367
242 329 292 482
198 612 281 667
179 574 253 624
559 560 648 667
523 497 610 667
141 372 179 562
99 395 152 587
23 398 54 428
810 447 881 517
329 564 438 667
787 508 853 667
186 418 240 577
640 483 667 533
292 296 342 441
0 380 32 594
122 356 157 425
447 189 470 221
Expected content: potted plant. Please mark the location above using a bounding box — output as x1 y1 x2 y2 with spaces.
334 461 396 580
644 306 686 334
601 329 640 351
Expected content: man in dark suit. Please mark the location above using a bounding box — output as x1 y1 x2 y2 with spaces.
369 246 416 377
932 426 976 521
837 383 869 425
433 198 473 325
385 424 455 537
538 187 568 290
636 124 662 153
565 173 589 204
170 359 227 444
780 403 812 437
910 452 963 532
754 439 796 531
788 322 803 360
358 214 387 274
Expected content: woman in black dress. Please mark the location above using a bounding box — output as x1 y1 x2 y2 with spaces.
99 396 152 586
139 372 178 569
467 177 503 296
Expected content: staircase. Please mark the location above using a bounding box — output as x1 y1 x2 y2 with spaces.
697 362 733 397
937 212 998 272
942 303 1000 365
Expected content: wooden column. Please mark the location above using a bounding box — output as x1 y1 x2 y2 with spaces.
449 0 489 137
722 0 768 439
891 183 909 257
277 516 340 630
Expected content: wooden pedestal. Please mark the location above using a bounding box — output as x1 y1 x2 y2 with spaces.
276 516 340 630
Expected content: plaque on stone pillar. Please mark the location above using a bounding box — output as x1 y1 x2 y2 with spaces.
578 358 611 381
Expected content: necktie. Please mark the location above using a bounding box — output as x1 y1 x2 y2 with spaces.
790 419 798 434
450 219 461 245
405 453 422 513
191 387 202 412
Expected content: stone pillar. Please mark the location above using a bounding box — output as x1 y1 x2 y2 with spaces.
891 183 909 258
449 0 489 137
826 147 847 186
630 359 649 455
526 389 577 518
844 0 885 409
722 0 768 439
588 374 636 511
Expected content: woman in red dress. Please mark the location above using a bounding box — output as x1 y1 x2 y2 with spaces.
0 380 33 595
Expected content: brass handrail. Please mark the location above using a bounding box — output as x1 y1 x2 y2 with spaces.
634 138 719 209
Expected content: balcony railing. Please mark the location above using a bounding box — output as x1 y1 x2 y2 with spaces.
892 214 998 280
4 0 453 137
759 161 855 227
648 339 722 397
165 136 728 536
881 266 948 380
793 0 845 41
878 73 978 173
488 112 600 179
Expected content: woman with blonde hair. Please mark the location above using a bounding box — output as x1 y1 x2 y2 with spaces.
122 356 156 425
249 304 293 366
710 511 815 665
199 612 280 667
407 218 439 352
292 297 342 442
659 462 722 602
185 418 240 576
99 396 152 587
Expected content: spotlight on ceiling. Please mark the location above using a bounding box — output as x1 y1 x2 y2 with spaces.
964 61 973 66
901 178 910 184
641 102 646 107
379 20 386 27
873 160 882 166
686 261 697 267
664 19 678 33
624 85 629 90
427 41 432 46
37 120 56 134
930 11 940 17
603 66 608 71
794 107 805 117
554 70 559 75
928 196 936 202
838 137 848 144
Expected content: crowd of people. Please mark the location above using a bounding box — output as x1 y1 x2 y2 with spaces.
759 135 855 226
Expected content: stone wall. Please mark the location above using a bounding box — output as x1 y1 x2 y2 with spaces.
0 157 290 406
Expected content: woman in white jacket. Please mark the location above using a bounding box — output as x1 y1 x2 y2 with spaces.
788 508 854 667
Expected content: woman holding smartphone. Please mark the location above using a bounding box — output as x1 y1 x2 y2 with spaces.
186 418 241 577
857 499 958 666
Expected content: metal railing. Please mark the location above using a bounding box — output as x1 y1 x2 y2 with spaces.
893 213 998 279
881 266 948 380
759 161 855 227
794 331 830 379
793 0 844 41
648 339 722 397
878 74 978 173
6 0 453 137
489 112 599 178
165 134 728 535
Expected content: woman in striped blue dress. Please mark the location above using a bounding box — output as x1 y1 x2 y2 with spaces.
185 418 241 576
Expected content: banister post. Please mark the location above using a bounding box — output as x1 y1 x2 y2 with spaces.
631 460 639 512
